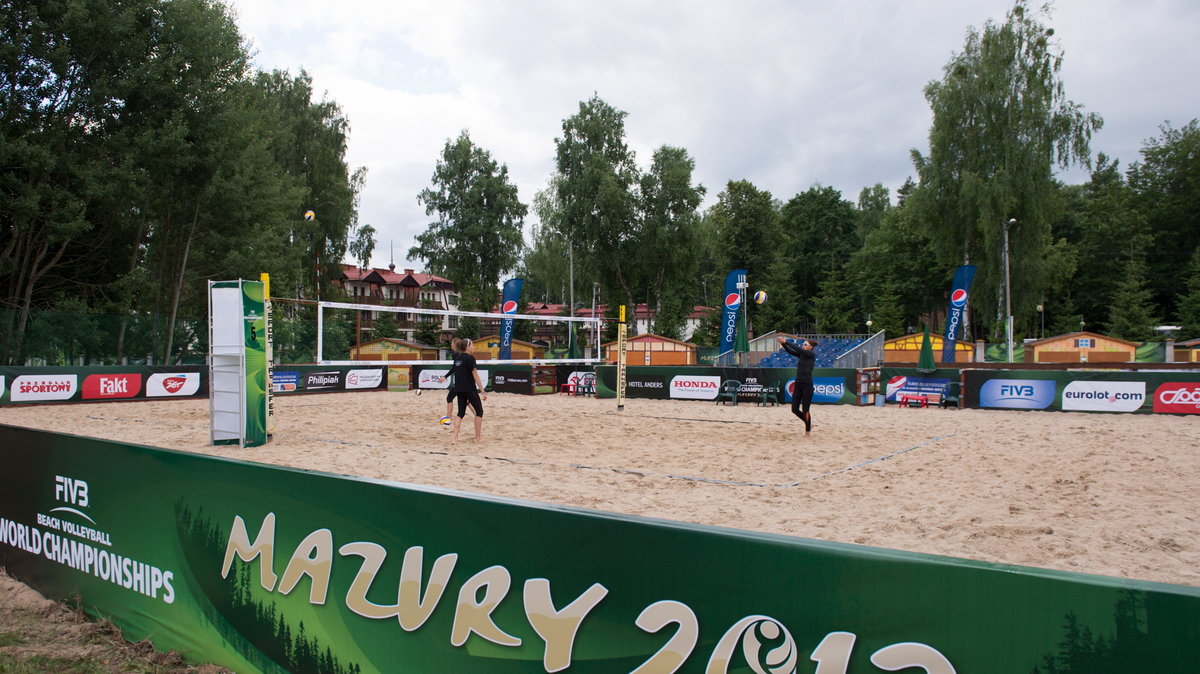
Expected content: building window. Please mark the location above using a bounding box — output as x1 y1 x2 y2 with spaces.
1075 338 1095 348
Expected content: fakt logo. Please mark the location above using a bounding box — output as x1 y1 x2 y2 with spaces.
724 292 741 309
502 300 518 314
950 288 969 308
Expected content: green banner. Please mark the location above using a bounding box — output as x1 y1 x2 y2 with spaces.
4 425 1198 672
962 370 1200 414
241 281 269 447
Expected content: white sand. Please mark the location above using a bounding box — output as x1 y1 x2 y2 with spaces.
2 391 1197 586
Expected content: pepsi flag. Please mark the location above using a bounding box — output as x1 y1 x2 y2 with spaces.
719 269 747 355
941 265 976 362
498 278 524 360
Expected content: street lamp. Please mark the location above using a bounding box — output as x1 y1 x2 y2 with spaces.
1036 302 1044 339
1003 218 1016 363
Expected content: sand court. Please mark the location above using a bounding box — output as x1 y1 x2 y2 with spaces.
2 390 1197 587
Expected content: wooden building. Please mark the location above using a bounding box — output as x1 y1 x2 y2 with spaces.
1023 331 1137 363
472 335 547 361
882 333 976 364
349 338 439 361
603 334 698 366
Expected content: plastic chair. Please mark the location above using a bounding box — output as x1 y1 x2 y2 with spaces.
940 381 961 409
716 380 741 405
576 374 596 397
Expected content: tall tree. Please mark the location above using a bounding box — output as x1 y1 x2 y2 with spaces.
778 185 860 322
1106 256 1158 341
409 130 527 311
523 174 597 307
554 95 641 325
1127 120 1200 322
1059 155 1145 333
1176 248 1200 340
638 145 705 333
711 180 779 278
910 0 1101 338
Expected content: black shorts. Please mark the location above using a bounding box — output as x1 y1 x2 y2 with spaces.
453 391 483 418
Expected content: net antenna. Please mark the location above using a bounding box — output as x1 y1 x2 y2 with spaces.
316 300 604 366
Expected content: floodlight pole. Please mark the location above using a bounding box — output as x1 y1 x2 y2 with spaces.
1004 218 1016 363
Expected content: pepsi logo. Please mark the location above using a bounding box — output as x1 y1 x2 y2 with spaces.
950 289 968 308
724 292 741 309
502 300 518 314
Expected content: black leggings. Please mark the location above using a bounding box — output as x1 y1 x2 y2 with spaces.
791 382 814 432
454 391 483 418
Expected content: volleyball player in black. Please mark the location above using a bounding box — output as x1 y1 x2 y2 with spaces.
449 338 487 443
777 335 818 436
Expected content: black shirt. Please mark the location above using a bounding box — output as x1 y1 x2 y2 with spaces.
450 352 478 393
780 340 817 384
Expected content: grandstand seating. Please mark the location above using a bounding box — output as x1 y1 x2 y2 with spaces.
761 337 865 368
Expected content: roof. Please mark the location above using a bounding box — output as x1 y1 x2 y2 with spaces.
1025 331 1140 348
472 335 545 349
601 333 697 348
337 264 454 289
352 337 439 350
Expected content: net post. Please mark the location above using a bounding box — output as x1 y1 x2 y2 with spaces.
617 305 627 411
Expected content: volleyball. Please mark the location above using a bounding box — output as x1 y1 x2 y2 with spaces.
303 210 315 221
753 290 768 304
439 416 452 427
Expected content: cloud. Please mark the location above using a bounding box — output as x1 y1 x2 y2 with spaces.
227 0 1200 270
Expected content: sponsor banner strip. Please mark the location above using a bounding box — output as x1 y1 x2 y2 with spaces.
2 426 1199 672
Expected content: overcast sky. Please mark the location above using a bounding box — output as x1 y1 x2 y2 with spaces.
225 0 1199 271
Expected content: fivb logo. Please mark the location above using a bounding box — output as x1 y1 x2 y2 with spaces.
979 378 1055 409
52 475 98 525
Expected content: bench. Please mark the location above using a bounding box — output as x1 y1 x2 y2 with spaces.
899 393 941 408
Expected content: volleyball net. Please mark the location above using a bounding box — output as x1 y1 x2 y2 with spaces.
315 300 604 366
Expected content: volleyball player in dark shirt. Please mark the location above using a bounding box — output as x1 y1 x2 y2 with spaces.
777 335 818 436
449 338 487 444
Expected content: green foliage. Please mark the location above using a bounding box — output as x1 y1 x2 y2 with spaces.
778 185 860 322
454 316 482 340
812 270 857 333
411 302 444 346
514 299 537 343
554 95 641 317
711 180 780 279
910 0 1102 337
1058 156 1144 332
1128 120 1200 321
370 306 400 340
1177 249 1200 340
640 145 706 327
0 1 361 365
1106 256 1158 341
690 308 722 347
755 257 802 333
867 282 907 340
410 130 527 311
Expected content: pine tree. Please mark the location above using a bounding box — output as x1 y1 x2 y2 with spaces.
1106 256 1158 341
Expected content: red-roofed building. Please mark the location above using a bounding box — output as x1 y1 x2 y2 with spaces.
333 264 461 343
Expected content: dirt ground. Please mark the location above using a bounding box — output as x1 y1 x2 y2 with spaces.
2 391 1199 670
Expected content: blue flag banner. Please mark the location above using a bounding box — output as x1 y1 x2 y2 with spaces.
941 265 976 362
719 269 747 354
498 278 524 360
